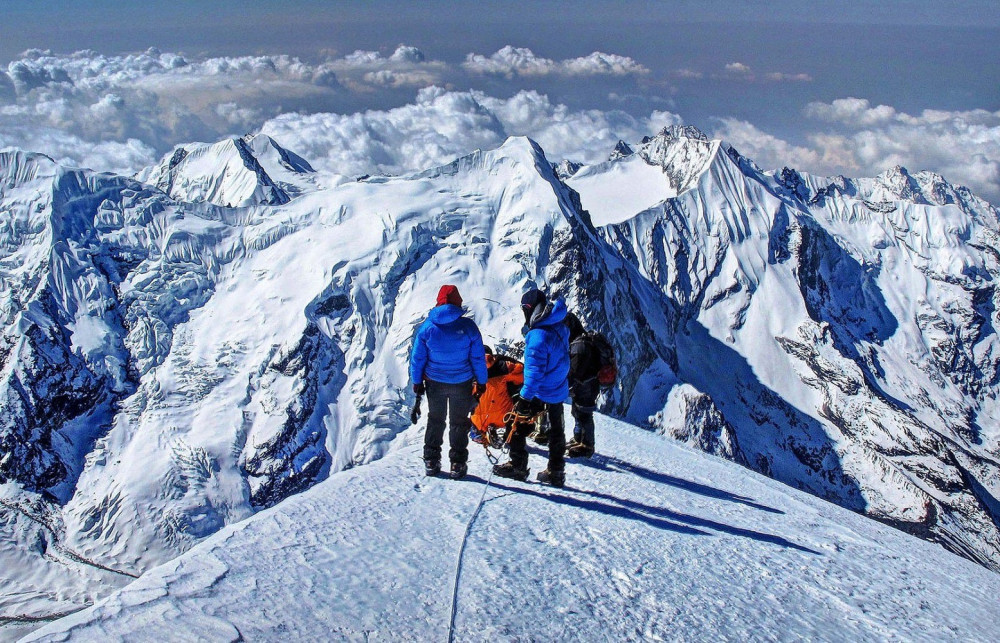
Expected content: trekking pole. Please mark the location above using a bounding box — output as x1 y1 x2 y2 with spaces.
410 392 423 425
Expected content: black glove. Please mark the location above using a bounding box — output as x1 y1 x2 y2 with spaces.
506 381 522 398
473 382 487 400
515 396 543 417
413 382 425 396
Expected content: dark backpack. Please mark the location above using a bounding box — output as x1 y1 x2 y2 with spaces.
571 331 617 387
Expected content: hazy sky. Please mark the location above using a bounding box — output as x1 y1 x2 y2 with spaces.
2 1 999 200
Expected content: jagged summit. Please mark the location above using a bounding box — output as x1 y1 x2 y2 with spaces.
608 139 634 161
553 158 582 180
136 133 318 207
566 126 719 225
767 162 999 229
874 164 926 203
642 124 710 144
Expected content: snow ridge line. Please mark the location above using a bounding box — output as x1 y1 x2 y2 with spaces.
447 468 496 643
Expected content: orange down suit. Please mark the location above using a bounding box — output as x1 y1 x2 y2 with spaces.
471 355 524 432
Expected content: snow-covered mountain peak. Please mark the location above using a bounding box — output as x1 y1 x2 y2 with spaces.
608 139 634 161
566 127 720 225
136 133 320 208
872 164 928 204
412 135 556 186
643 124 710 143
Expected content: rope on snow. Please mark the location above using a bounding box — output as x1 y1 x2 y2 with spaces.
447 466 496 643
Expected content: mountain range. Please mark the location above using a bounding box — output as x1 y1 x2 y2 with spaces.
2 124 999 636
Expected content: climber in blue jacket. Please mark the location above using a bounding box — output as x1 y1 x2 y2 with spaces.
410 285 488 480
493 288 570 487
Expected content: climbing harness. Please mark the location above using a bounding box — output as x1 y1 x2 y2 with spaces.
470 408 544 465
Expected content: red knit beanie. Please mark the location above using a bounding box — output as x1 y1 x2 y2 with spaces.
436 285 463 307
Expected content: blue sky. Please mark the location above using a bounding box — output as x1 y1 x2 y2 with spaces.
2 1 999 200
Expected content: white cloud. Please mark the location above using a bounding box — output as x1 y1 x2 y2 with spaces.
259 87 678 177
324 45 447 88
0 124 156 175
0 49 347 165
0 47 458 173
714 62 811 83
764 72 813 82
713 118 825 169
362 69 443 89
3 47 993 207
0 45 654 175
724 62 753 75
805 98 897 126
462 46 648 78
672 68 704 80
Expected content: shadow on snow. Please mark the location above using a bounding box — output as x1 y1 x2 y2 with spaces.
487 478 820 555
579 454 785 515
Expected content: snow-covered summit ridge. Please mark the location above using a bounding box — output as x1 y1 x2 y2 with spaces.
770 163 998 227
24 415 1000 642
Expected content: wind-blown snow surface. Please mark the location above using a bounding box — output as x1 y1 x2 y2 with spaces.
3 124 1000 635
23 415 1000 642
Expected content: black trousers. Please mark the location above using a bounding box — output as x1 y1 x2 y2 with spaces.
571 379 600 447
508 402 565 473
423 379 473 465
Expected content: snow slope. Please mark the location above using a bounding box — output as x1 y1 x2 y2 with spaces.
23 413 1000 642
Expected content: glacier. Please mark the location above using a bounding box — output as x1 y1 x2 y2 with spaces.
1 124 1000 636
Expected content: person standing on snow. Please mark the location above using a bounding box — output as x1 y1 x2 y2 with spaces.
494 289 570 487
410 285 488 480
564 313 600 459
520 291 589 454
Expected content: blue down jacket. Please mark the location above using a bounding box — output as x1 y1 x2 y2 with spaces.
410 304 488 386
520 298 570 403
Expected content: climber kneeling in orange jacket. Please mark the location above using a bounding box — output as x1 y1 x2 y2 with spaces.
470 347 524 448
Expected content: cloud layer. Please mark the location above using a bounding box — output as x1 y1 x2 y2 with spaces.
0 46 650 174
259 87 679 177
0 48 996 204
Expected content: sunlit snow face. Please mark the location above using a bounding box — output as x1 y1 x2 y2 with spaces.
1 0 998 203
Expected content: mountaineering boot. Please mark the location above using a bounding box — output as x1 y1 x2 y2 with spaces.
566 443 595 459
493 461 529 481
424 459 441 477
536 469 565 488
566 435 583 449
450 461 468 480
